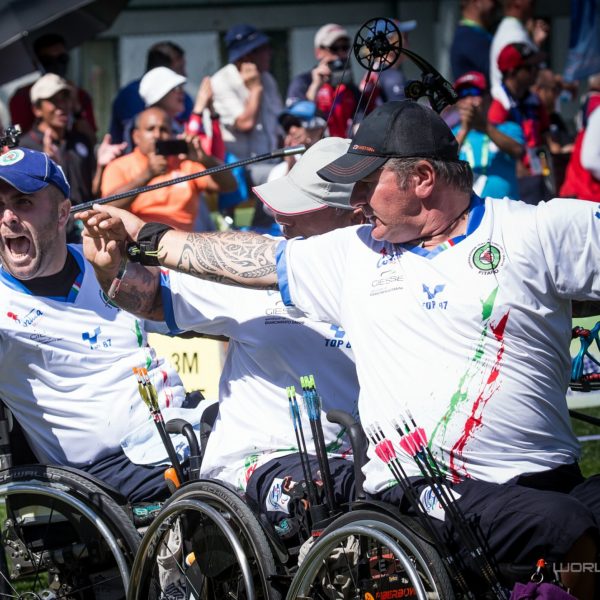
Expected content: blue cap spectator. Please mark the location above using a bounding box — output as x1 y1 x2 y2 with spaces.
225 24 270 63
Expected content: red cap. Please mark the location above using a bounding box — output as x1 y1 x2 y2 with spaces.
454 71 487 93
498 42 544 74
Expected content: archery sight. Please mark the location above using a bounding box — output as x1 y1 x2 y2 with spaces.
353 17 458 114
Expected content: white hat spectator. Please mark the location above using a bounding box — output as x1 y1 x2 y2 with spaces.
314 24 350 49
139 66 187 107
30 73 71 103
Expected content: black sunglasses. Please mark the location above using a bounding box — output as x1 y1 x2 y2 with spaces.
328 43 350 53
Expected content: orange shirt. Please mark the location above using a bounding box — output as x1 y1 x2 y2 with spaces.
101 148 208 231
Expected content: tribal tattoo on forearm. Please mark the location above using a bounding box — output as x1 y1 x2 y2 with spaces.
163 231 280 289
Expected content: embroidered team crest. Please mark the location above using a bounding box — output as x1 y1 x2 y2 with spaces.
470 243 504 273
0 149 25 166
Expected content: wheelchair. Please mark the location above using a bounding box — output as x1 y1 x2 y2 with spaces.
127 404 456 600
127 327 600 600
127 401 292 599
0 401 141 599
288 324 600 600
286 410 457 600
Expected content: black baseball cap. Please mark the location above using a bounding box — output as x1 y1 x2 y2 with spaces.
317 100 459 184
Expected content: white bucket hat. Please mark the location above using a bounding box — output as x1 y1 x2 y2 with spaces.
139 67 187 107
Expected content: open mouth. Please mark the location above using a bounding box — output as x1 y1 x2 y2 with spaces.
4 236 32 258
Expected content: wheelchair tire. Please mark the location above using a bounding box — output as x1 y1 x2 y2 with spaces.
0 464 140 599
128 479 282 600
287 509 455 600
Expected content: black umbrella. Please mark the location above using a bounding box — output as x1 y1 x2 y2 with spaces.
0 0 128 85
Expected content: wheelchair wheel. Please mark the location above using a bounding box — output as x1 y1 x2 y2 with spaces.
0 465 140 599
128 479 282 600
287 510 455 600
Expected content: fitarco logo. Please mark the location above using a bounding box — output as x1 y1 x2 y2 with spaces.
470 243 504 273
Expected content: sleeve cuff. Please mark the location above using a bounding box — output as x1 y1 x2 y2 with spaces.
159 270 184 335
275 239 293 306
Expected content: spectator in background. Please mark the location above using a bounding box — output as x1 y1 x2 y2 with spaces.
100 107 236 231
532 68 574 151
532 68 574 191
360 19 417 106
489 0 544 89
139 67 225 161
287 24 358 137
10 34 97 143
19 74 125 207
267 100 328 183
211 24 283 176
109 41 194 147
452 71 524 199
561 106 600 201
577 72 600 131
450 0 499 82
488 42 551 204
139 66 187 132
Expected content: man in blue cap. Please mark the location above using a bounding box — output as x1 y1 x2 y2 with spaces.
211 24 284 183
0 146 190 505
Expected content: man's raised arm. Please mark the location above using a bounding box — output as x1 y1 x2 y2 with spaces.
76 204 280 291
77 206 164 320
158 229 279 289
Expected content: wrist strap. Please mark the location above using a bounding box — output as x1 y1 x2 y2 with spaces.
127 222 173 266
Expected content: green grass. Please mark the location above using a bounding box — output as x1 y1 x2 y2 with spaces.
571 406 600 476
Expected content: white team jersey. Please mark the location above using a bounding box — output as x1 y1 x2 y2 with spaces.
0 245 185 466
161 271 359 490
278 196 598 494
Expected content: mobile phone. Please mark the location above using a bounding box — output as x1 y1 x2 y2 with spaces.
155 139 188 156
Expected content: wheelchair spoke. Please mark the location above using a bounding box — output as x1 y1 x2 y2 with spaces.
0 573 20 598
130 484 282 600
0 470 138 600
31 500 56 592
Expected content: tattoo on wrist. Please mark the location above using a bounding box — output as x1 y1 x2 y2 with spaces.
102 264 163 319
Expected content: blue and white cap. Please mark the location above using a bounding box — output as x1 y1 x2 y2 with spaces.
0 147 70 198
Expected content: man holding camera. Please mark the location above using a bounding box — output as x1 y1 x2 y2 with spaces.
286 23 359 137
100 107 236 230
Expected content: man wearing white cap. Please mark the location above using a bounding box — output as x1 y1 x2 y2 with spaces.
140 66 226 164
78 137 364 541
287 23 359 138
20 74 126 209
139 66 188 133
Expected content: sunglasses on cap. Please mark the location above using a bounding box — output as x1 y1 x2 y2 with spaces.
457 86 484 99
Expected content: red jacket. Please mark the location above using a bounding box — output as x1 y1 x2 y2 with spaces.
560 129 600 201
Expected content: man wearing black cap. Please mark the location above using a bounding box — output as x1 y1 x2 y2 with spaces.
79 100 600 597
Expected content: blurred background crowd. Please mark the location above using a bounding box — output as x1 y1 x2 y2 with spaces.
0 0 599 239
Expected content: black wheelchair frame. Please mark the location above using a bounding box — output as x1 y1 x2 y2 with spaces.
0 401 141 599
